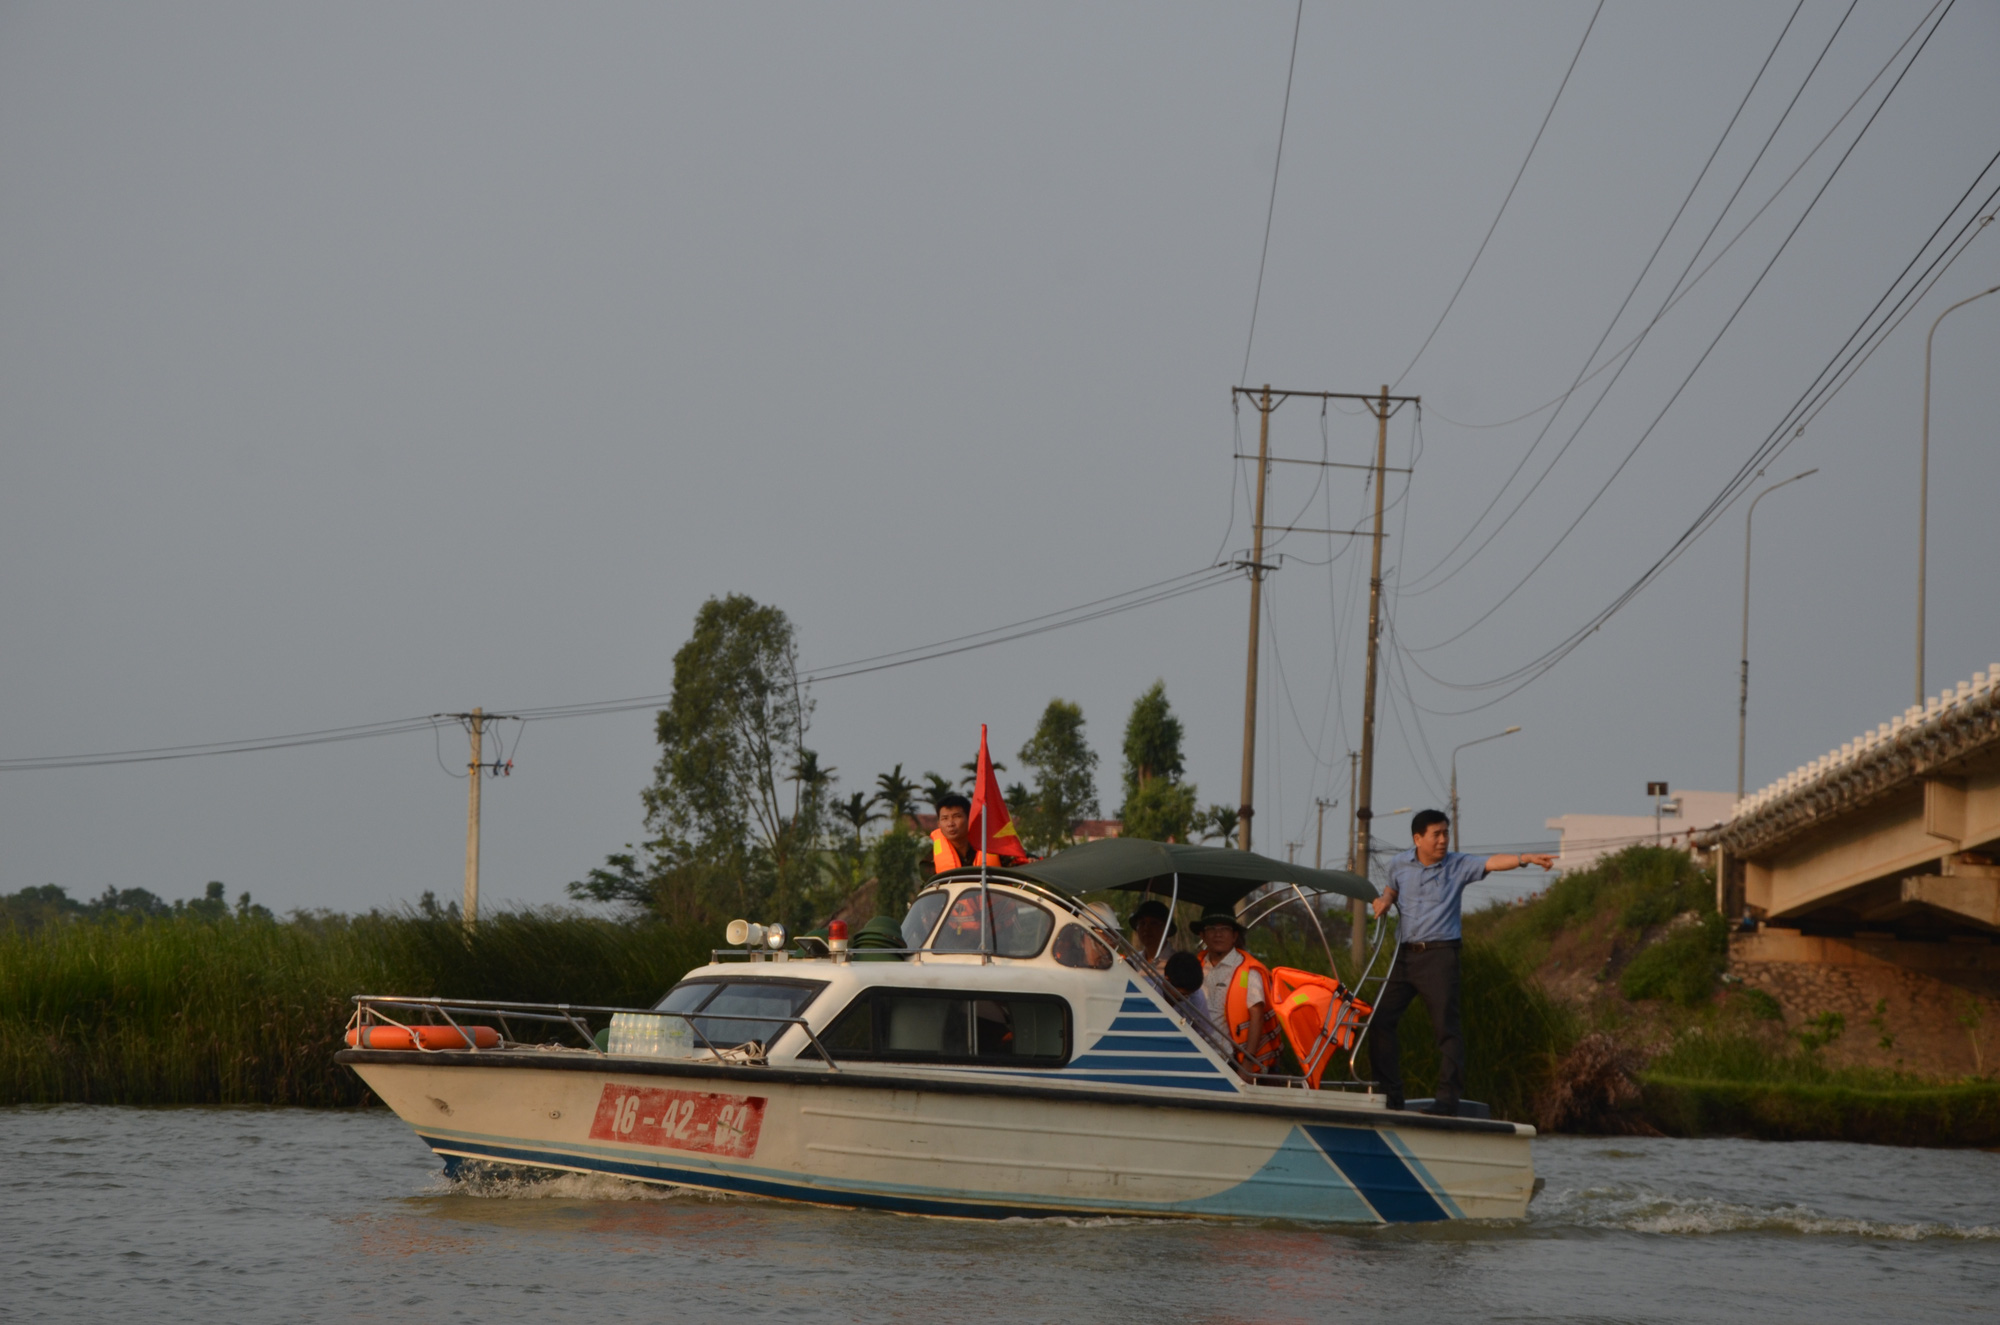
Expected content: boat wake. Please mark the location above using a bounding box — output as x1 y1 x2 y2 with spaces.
433 1162 725 1204
1535 1185 2000 1241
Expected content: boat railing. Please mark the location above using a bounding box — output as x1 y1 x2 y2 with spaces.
347 994 842 1071
1234 880 1397 1092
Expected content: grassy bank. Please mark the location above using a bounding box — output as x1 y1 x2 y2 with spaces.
0 910 717 1107
1461 846 2000 1144
1638 1029 2000 1145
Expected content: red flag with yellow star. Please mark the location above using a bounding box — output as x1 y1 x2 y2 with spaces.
967 724 1032 864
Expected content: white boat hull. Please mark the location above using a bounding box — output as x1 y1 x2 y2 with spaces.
343 1049 1535 1223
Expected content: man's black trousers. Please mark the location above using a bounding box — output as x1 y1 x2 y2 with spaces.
1367 942 1463 1112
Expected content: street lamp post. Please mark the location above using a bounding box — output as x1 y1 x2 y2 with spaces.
1738 469 1817 801
1919 283 2000 705
1449 727 1521 853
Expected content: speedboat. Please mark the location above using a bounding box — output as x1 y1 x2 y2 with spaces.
338 838 1536 1223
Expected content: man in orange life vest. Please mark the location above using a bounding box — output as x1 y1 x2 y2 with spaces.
919 792 1010 879
1196 911 1281 1077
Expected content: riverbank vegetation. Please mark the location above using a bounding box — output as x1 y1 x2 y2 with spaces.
1461 845 2000 1144
0 890 716 1107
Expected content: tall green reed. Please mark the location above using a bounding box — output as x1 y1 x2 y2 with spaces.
0 911 719 1107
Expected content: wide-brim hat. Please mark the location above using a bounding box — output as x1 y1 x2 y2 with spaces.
1193 911 1244 935
1130 899 1172 924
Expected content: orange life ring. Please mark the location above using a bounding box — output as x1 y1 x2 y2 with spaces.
344 1024 499 1050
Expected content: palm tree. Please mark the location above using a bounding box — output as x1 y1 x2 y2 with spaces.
959 758 1005 790
833 791 880 856
922 771 957 807
874 764 920 832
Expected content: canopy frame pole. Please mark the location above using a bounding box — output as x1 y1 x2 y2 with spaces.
979 763 993 963
1154 872 1180 962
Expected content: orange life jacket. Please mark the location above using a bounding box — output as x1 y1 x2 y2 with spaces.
1207 947 1282 1075
1270 967 1374 1089
929 829 1003 873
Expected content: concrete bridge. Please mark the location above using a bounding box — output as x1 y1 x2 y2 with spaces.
1714 664 2000 934
1703 665 2000 1076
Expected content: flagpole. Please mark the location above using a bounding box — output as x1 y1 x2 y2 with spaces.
980 724 993 964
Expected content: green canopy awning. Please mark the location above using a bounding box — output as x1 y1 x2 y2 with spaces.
943 836 1374 913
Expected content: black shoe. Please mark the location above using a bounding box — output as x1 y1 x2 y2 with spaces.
1426 1098 1459 1118
1385 1095 1404 1111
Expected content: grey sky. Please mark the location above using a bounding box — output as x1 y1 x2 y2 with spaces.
3 2 1996 915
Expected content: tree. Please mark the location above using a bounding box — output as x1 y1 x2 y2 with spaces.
1123 778 1199 844
959 757 1005 790
871 828 925 921
833 791 880 856
1195 805 1240 846
921 771 957 808
1014 698 1099 854
874 764 921 832
1121 680 1185 804
631 594 824 928
567 849 653 913
1119 682 1198 842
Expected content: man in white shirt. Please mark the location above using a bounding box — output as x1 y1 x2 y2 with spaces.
1195 912 1278 1074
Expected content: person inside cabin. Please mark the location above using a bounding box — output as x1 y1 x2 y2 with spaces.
1129 900 1175 969
1162 951 1205 1007
1368 809 1555 1117
1196 912 1281 1077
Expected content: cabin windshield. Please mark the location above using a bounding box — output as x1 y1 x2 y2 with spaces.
652 978 826 1049
901 890 948 949
930 888 1054 957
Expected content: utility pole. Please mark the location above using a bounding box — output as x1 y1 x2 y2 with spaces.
1313 796 1336 869
465 708 482 930
1349 751 1362 966
1918 283 2000 706
1450 726 1522 853
1351 385 1417 923
1229 384 1417 861
1237 385 1274 851
440 707 517 932
1738 471 1816 799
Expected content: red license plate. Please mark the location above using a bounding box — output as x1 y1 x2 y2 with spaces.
588 1083 767 1158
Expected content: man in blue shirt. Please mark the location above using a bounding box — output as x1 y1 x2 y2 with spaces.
1367 809 1553 1116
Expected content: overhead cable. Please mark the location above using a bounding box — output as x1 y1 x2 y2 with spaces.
1238 0 1306 387
1407 0 1960 656
0 566 1238 771
1397 154 2000 712
1420 0 1939 437
1392 0 1605 390
1402 0 1817 595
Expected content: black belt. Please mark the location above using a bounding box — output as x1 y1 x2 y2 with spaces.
1400 938 1461 952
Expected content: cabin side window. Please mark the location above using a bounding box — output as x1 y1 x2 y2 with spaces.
929 890 1054 958
820 990 1070 1066
1051 923 1114 970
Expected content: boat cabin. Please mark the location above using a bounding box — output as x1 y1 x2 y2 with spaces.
644 838 1381 1098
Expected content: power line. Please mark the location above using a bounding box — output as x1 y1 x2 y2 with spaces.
1409 0 1957 657
0 566 1239 772
1238 0 1306 387
1418 0 1940 438
1402 0 1817 596
1398 152 2000 712
1392 0 1604 390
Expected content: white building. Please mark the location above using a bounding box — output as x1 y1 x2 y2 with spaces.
1545 789 1736 874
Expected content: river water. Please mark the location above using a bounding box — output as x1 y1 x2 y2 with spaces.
3 1105 1996 1323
